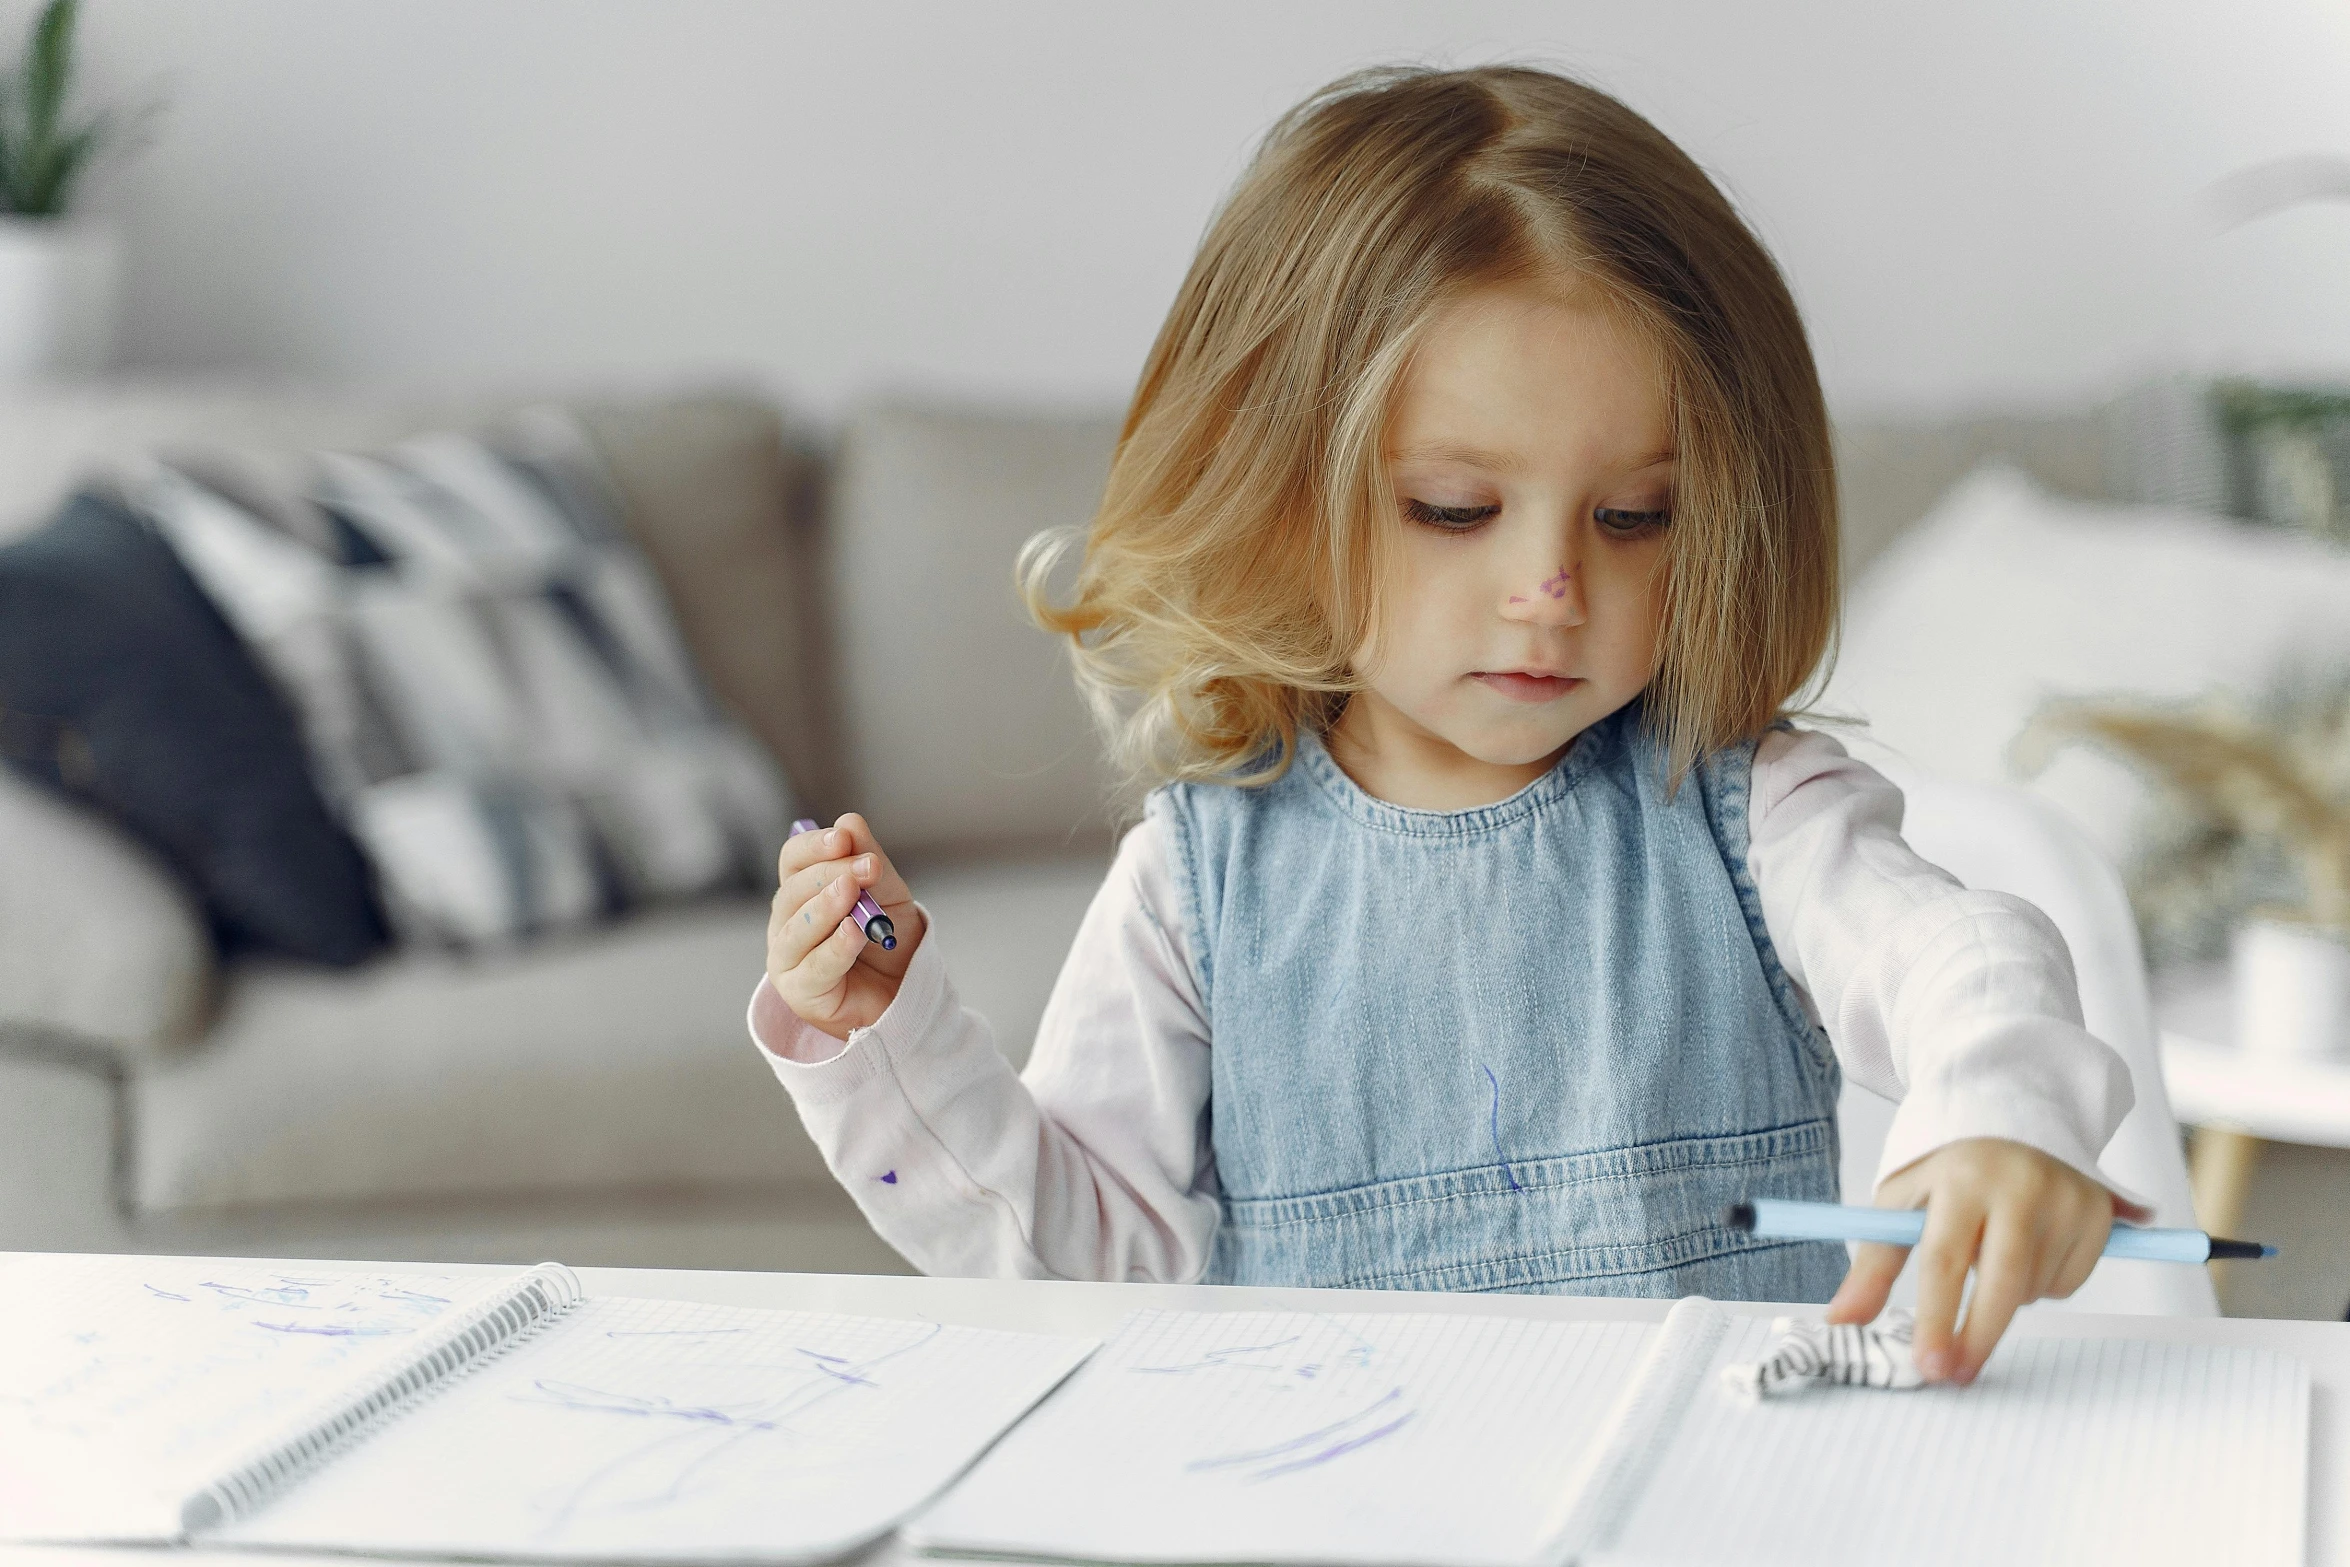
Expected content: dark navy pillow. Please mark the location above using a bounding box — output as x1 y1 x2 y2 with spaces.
0 491 389 966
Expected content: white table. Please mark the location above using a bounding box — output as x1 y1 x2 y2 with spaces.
2158 964 2350 1244
8 1259 2350 1565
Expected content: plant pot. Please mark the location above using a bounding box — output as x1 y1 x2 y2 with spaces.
0 215 120 381
2232 914 2350 1060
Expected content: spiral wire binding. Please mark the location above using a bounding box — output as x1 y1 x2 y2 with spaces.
181 1261 584 1533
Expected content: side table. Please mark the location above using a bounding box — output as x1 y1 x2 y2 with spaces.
2156 964 2350 1248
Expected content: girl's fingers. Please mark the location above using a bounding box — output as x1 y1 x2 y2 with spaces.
1952 1219 2037 1383
768 873 863 977
790 906 870 1002
1825 1242 1908 1325
2047 1228 2101 1300
777 824 853 884
823 814 916 908
1908 1199 1982 1382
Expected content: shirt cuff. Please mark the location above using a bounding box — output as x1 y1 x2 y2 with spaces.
1874 1014 2148 1210
743 921 954 1109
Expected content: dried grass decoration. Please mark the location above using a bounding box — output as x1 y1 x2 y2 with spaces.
2014 676 2350 960
2017 678 2350 1059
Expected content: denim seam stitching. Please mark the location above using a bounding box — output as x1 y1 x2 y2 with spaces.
1217 1120 1835 1228
1293 721 1603 838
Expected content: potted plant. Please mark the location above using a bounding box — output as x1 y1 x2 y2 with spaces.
2018 687 2350 1060
0 0 121 380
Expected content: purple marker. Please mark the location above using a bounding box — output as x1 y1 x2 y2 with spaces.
790 818 898 950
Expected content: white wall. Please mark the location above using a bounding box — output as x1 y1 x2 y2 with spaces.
46 0 2350 419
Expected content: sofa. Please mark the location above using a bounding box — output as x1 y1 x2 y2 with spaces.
0 380 2182 1283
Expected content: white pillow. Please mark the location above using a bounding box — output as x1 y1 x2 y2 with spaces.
1821 465 2350 873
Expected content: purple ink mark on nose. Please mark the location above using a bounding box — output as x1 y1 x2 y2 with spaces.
1540 568 1572 600
879 1170 898 1184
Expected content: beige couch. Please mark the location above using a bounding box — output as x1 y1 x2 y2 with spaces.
0 382 2110 1273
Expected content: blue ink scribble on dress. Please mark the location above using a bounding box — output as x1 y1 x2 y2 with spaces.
1482 1065 1524 1193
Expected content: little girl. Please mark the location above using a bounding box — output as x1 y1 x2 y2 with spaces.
753 66 2142 1385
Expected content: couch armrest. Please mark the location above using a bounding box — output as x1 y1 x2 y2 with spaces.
0 1031 132 1249
0 768 214 1059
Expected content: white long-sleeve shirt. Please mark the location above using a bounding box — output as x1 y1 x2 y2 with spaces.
747 727 2136 1282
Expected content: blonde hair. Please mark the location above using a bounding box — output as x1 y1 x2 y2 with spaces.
1022 64 1838 791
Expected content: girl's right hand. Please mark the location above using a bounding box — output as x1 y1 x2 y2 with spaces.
766 813 926 1042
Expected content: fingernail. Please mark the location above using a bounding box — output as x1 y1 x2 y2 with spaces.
856 854 874 876
828 830 845 850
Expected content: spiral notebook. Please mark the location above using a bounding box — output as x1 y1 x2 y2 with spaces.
910 1298 2311 1567
0 1253 1093 1562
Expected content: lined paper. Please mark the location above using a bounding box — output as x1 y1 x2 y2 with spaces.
910 1308 1657 1567
0 1254 519 1541
1597 1315 2310 1567
219 1295 1095 1563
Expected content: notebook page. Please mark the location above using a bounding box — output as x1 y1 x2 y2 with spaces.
217 1295 1096 1563
1594 1316 2309 1567
0 1254 531 1542
909 1308 1657 1567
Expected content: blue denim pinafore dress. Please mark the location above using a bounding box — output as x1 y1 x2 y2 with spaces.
1153 702 1846 1300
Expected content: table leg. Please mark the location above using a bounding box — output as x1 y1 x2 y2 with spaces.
2188 1127 2264 1304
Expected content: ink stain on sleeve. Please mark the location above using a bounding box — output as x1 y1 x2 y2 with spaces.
1482 1064 1525 1193
879 1170 898 1184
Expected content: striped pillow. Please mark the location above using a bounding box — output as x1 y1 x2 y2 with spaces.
133 409 794 949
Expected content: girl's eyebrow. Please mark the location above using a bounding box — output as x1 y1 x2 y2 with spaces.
1387 444 1677 472
1388 442 1526 473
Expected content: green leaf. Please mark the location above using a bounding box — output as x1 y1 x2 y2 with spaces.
20 121 95 214
0 91 16 215
23 0 77 143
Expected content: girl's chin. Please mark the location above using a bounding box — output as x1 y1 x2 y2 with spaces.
1440 722 1585 770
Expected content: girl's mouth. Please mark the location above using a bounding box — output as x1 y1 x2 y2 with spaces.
1473 671 1582 704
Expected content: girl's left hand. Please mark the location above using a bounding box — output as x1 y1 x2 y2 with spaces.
1824 1137 2151 1385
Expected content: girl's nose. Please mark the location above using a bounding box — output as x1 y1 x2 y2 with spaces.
1504 564 1586 624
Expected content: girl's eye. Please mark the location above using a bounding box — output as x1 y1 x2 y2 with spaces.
1403 498 1500 531
1594 506 1670 537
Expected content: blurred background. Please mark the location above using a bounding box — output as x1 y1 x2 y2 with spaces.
3 1 2348 1320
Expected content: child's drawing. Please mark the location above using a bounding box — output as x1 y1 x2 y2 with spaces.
1130 1317 1415 1483
516 1320 944 1536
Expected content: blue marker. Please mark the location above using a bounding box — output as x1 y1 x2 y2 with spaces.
1727 1199 2277 1263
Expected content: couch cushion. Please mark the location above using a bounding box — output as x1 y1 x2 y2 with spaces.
130 850 1110 1211
135 418 793 950
573 397 834 817
0 766 212 1057
1822 464 2350 888
0 491 389 965
828 402 1123 854
0 383 829 794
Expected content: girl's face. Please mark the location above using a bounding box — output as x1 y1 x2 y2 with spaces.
1334 280 1674 809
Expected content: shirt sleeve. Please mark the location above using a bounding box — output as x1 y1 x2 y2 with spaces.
745 817 1221 1282
1746 726 2138 1195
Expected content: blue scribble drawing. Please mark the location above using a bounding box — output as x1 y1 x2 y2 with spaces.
1187 1388 1415 1480
143 1284 190 1302
1138 1318 1414 1483
1483 1064 1525 1192
200 1281 317 1308
516 1320 945 1536
371 1286 451 1310
1134 1338 1304 1375
252 1321 406 1337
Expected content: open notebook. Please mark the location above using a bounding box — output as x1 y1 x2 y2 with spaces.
910 1298 2310 1567
0 1253 1092 1562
